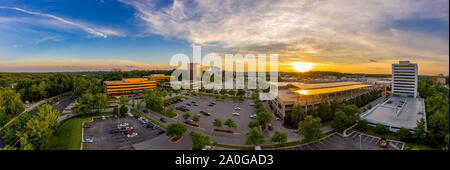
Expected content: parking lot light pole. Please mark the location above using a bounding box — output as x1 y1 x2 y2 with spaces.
359 134 362 150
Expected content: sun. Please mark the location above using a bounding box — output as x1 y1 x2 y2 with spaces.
291 62 314 72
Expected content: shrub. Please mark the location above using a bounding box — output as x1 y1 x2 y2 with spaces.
397 128 412 142
374 124 389 134
356 120 369 131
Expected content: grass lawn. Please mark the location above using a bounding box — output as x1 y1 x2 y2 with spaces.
404 143 439 150
47 117 92 150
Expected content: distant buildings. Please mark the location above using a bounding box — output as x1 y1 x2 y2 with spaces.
269 81 377 118
392 61 418 98
361 60 426 132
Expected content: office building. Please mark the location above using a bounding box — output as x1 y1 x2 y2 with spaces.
392 61 418 98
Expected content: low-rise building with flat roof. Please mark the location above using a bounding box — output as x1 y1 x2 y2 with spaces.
360 96 426 132
269 81 377 118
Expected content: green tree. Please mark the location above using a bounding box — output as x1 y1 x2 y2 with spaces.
245 127 265 146
413 118 426 143
166 122 188 139
228 89 236 96
318 101 332 122
93 93 109 112
285 105 306 127
397 128 412 142
248 120 260 129
119 95 129 107
213 118 222 128
256 110 272 129
144 89 164 113
332 110 352 132
374 124 389 134
3 127 17 144
0 87 25 117
119 105 128 116
224 118 238 129
270 130 288 145
192 115 200 122
183 112 192 120
298 115 322 142
220 89 227 95
190 131 210 150
237 89 246 97
356 120 369 131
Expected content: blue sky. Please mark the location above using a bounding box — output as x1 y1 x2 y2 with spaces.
0 0 448 74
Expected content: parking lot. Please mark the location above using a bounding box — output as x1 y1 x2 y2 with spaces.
82 116 164 150
279 132 404 150
171 96 257 135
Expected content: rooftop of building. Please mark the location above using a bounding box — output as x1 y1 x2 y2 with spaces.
275 81 364 90
274 82 375 103
361 96 425 129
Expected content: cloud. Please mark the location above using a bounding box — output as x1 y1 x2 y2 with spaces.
0 6 124 38
119 0 448 72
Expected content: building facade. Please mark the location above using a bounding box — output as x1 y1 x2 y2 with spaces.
104 78 156 96
269 82 378 118
391 61 418 98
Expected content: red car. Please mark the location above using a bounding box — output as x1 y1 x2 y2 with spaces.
126 129 136 135
200 110 206 113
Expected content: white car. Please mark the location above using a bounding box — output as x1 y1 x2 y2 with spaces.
250 114 257 119
232 112 240 116
81 138 93 143
203 146 214 150
118 122 129 127
249 103 255 106
127 132 138 138
234 106 241 110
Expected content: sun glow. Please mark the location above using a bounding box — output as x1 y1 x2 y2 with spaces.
291 62 314 72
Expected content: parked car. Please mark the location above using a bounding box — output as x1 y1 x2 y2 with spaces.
203 112 211 116
140 119 149 124
127 132 138 138
146 124 154 128
160 117 166 123
152 125 159 130
193 103 198 106
118 122 129 127
83 124 93 128
250 114 257 119
268 124 273 131
249 103 255 106
208 104 214 107
234 106 241 110
191 101 196 103
111 129 120 134
81 138 93 143
232 112 240 116
158 130 165 135
134 115 140 119
186 118 193 123
186 103 191 106
200 110 206 113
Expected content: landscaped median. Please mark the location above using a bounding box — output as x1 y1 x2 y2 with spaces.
130 109 167 129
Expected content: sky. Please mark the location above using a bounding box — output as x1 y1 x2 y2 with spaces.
0 0 448 75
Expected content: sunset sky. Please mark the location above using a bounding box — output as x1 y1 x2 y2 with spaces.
0 0 448 75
